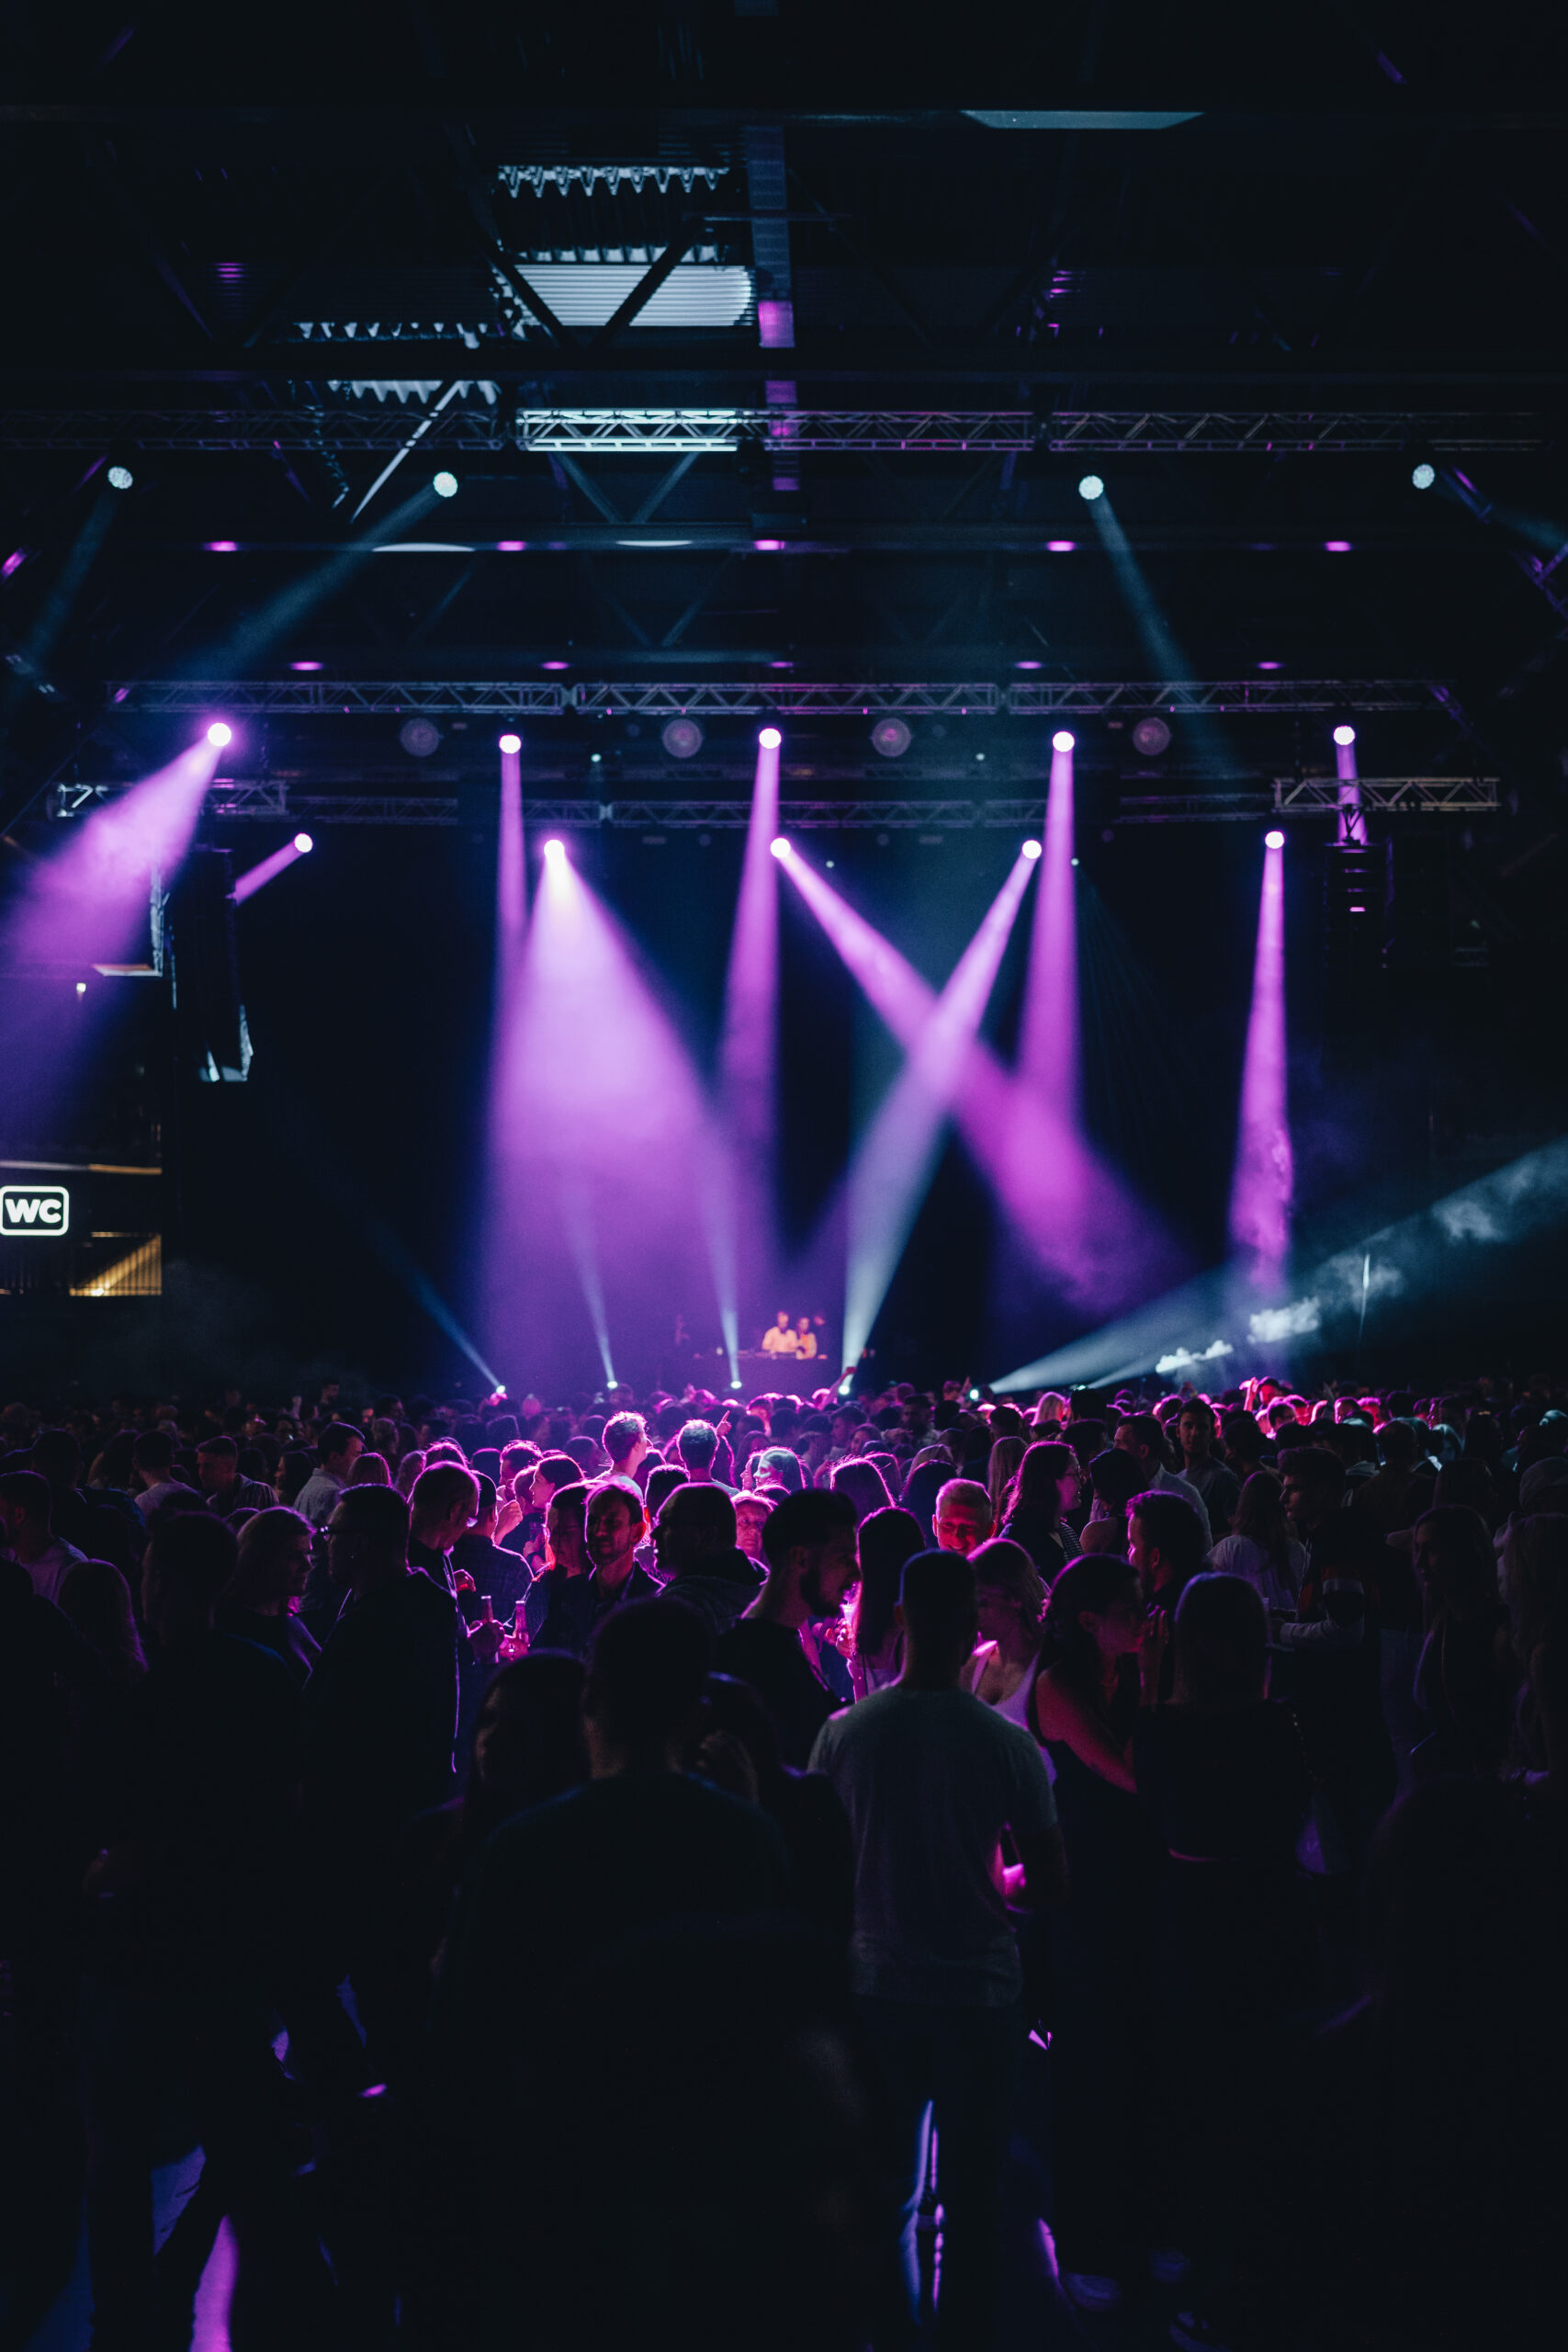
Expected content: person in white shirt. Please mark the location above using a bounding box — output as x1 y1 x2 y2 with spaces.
294 1422 365 1529
0 1469 87 1603
130 1429 193 1522
811 1547 1066 2346
761 1310 798 1356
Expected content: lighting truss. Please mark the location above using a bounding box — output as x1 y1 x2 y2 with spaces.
515 410 1036 452
105 680 570 715
5 408 1539 456
102 676 1457 719
1006 678 1448 715
496 164 728 198
0 409 512 452
1042 412 1545 453
1273 775 1500 814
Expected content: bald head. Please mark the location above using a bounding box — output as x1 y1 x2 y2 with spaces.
653 1480 737 1575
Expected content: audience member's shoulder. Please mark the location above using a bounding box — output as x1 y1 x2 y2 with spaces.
209 1626 299 1704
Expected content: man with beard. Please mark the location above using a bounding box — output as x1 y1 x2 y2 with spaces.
716 1488 860 1766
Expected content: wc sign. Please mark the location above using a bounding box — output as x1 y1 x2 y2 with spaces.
1 1184 71 1237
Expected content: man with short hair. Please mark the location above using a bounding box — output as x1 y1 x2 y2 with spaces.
761 1309 798 1356
652 1482 758 1635
932 1478 995 1557
536 1476 659 1657
293 1420 364 1548
602 1410 650 1482
409 1461 481 1592
196 1434 276 1521
811 1550 1066 2348
130 1430 189 1522
1126 1489 1208 1614
674 1419 722 1486
1111 1413 1213 1547
0 1468 85 1603
716 1487 859 1766
1174 1400 1240 1536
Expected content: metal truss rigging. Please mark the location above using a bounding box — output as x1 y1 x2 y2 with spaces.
104 676 1455 718
0 409 1543 455
1041 413 1545 453
50 779 1495 829
515 410 1036 451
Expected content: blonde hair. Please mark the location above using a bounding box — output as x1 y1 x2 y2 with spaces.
969 1536 1047 1632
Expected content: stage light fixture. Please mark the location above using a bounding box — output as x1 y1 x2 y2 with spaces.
498 731 522 754
1077 474 1105 502
872 718 911 758
661 718 705 759
769 837 789 859
107 464 134 491
758 726 783 750
543 837 566 863
293 832 314 854
1332 724 1357 747
1021 839 1043 860
1411 461 1437 491
1052 729 1076 753
1265 828 1285 850
1132 717 1171 756
432 470 459 499
206 721 231 747
400 718 442 758
1047 539 1076 552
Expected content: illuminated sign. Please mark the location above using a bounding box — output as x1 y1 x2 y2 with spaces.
1 1184 70 1235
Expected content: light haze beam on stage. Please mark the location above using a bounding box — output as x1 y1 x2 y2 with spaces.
483 834 720 1392
1020 730 1081 1117
1228 830 1293 1292
1088 487 1232 775
0 732 222 1146
202 483 440 675
709 726 783 1382
776 846 1177 1316
233 831 313 904
841 845 1038 1369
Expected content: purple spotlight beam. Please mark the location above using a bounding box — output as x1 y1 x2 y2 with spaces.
1020 729 1080 1123
780 851 1178 1315
708 727 784 1375
1228 833 1293 1292
233 834 310 904
842 848 1039 1367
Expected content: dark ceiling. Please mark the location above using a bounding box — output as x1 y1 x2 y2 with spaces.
4 4 1568 819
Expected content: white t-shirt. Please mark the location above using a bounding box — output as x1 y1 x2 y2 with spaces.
809 1685 1057 2007
135 1477 192 1522
1208 1531 1305 1613
25 1537 87 1605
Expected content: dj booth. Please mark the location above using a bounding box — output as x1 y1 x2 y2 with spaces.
732 1350 831 1398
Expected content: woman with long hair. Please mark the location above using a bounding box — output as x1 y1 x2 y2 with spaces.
1000 1440 1077 1577
1207 1469 1305 1611
986 1436 1026 1532
1032 1556 1166 2309
829 1457 892 1524
847 1506 923 1697
961 1537 1048 1729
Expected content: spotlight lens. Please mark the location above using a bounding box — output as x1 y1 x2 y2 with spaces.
1333 723 1357 747
1021 839 1043 860
543 838 565 861
498 731 522 755
432 469 458 499
1077 473 1104 502
293 831 314 854
1265 829 1285 850
758 726 783 750
769 837 789 859
207 721 232 747
1052 729 1076 753
1411 461 1436 491
107 464 133 491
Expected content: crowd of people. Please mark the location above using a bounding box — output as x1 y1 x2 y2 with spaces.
3 1362 1567 2350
